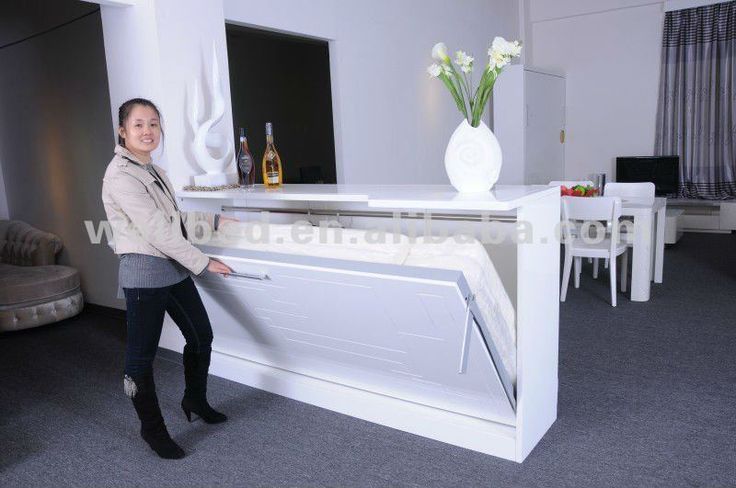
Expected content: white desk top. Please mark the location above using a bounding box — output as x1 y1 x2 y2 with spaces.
178 184 559 212
620 197 666 216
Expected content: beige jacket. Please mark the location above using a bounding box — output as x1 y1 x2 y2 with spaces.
101 145 212 275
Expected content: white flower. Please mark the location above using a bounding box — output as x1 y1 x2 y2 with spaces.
487 46 506 66
491 50 509 69
510 40 522 57
489 37 522 59
491 36 505 54
427 63 442 78
441 64 453 76
455 51 474 73
431 42 450 63
491 36 512 56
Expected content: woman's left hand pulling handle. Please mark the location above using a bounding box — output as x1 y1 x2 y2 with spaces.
206 258 233 277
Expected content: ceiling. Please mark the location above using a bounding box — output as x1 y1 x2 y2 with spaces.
0 0 98 48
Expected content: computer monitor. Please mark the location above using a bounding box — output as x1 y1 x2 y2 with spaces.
616 156 679 197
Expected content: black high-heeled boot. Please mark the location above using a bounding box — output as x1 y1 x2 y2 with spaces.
181 346 227 424
129 373 186 459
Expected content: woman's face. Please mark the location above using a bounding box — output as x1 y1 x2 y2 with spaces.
119 104 161 160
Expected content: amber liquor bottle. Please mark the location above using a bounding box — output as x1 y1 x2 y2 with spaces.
262 122 283 189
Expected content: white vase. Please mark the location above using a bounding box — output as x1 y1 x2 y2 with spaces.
444 120 503 193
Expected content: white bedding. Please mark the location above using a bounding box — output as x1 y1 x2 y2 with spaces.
210 223 412 264
208 222 516 383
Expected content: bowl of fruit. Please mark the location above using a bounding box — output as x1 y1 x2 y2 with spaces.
560 184 599 197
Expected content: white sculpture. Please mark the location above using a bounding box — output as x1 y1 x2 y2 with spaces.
188 41 236 186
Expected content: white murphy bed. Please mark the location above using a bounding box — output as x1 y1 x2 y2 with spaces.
159 184 560 463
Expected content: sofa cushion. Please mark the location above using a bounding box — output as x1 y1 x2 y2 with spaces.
0 220 62 266
0 263 80 306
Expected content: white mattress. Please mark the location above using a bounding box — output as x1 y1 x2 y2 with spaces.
208 222 517 383
210 223 412 264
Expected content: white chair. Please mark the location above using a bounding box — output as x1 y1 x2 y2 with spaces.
603 182 655 203
548 180 595 236
595 182 656 276
549 181 597 267
560 196 629 307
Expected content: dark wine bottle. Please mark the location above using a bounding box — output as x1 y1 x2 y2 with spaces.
236 127 255 190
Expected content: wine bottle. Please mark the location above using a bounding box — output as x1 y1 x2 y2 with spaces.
262 122 283 189
236 128 255 190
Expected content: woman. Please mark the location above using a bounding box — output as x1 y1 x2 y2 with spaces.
101 98 233 459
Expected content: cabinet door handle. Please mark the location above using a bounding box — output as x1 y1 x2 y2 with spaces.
230 271 270 281
560 129 566 143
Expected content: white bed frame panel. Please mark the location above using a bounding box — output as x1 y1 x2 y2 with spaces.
160 185 560 462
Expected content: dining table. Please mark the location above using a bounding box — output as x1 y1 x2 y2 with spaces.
620 197 667 302
547 185 667 303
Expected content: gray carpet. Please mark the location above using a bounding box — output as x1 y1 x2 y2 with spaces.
1 232 735 487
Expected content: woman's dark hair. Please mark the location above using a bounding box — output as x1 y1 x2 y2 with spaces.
117 98 164 147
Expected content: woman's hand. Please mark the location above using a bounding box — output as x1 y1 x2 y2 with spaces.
207 258 233 276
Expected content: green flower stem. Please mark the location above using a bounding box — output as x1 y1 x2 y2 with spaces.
439 72 468 119
470 71 486 126
448 62 472 119
462 70 474 114
471 68 491 125
471 68 498 127
447 67 469 118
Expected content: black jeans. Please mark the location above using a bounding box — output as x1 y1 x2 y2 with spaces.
123 277 213 382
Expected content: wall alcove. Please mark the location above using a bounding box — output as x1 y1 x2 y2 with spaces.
226 24 337 184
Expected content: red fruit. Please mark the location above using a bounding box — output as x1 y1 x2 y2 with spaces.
573 189 584 197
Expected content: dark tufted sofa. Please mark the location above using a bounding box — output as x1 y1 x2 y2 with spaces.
0 220 83 332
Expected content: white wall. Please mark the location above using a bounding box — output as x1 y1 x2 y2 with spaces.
528 0 664 180
99 0 521 188
100 0 236 189
0 2 121 307
224 0 520 185
665 0 729 11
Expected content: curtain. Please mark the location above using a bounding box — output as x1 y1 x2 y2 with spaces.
655 1 736 199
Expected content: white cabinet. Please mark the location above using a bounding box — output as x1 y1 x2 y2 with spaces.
720 202 736 230
161 184 561 462
493 65 566 185
668 199 736 233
